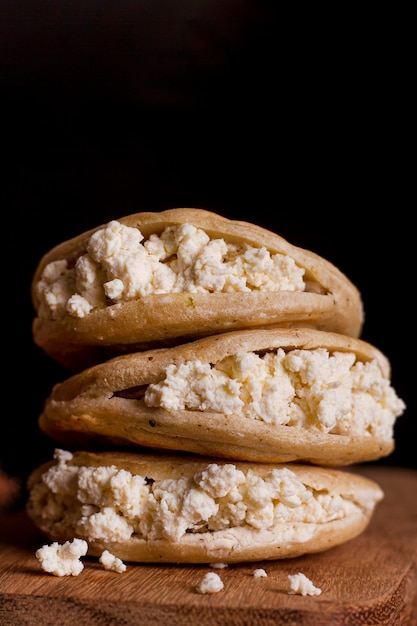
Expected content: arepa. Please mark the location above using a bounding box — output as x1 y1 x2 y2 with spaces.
38 328 405 466
26 448 384 564
32 208 364 371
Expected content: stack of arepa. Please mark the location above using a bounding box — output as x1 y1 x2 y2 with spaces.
26 208 406 564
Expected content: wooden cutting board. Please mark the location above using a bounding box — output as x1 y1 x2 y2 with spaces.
1 465 416 626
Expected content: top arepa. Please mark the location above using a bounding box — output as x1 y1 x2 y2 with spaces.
31 208 364 371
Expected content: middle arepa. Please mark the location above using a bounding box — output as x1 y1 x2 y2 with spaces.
38 328 406 466
31 208 364 371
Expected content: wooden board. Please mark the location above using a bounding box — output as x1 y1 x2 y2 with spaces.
1 465 416 626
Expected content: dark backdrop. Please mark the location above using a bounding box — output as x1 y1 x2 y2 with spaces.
2 2 413 488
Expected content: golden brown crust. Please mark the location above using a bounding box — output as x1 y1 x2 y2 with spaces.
27 450 383 564
38 328 394 466
31 208 364 371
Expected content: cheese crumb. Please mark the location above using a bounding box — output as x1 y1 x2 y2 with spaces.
287 572 322 596
99 550 126 573
210 562 228 569
35 538 88 577
196 572 224 594
253 568 267 578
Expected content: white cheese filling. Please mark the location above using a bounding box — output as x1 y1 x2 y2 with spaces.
35 220 306 319
144 349 405 438
29 449 378 546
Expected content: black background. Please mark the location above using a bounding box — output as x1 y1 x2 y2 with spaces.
2 1 414 488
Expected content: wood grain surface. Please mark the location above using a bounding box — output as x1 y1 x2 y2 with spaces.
1 465 416 626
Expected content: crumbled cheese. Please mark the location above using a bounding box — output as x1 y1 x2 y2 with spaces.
28 449 381 547
288 572 322 596
196 572 224 594
253 568 267 578
35 538 88 577
144 348 405 438
210 562 228 569
99 550 126 573
36 220 306 319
